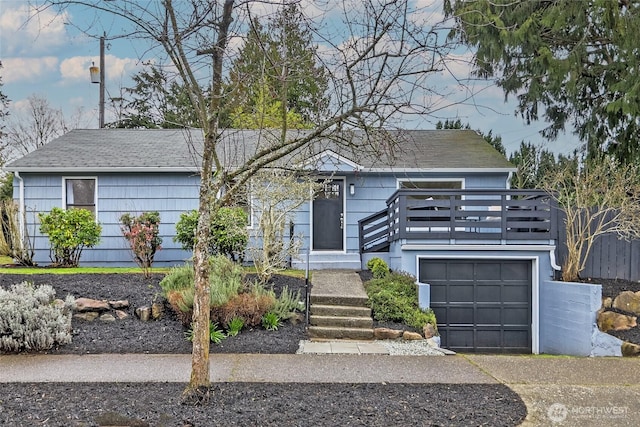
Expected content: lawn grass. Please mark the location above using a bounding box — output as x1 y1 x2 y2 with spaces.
0 261 307 278
0 266 173 275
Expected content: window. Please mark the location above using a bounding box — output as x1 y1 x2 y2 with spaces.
64 178 97 214
398 179 463 199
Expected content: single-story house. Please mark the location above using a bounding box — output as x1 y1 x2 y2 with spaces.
6 128 581 354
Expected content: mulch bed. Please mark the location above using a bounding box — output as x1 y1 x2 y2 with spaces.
583 277 640 345
0 272 528 426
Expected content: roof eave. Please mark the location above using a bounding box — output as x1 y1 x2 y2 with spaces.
360 167 517 173
4 166 200 174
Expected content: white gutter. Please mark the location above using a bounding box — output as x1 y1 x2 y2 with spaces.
14 171 25 245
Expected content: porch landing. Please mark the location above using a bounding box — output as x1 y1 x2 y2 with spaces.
308 270 375 340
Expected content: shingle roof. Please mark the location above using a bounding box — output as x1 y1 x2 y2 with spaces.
4 128 514 173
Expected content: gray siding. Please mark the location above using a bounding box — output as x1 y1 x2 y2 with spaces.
17 172 199 267
15 169 511 267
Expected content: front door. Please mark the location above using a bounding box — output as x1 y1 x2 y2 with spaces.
313 179 344 250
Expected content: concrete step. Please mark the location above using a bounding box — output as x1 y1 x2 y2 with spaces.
308 326 374 340
310 304 371 318
310 294 369 307
310 315 373 329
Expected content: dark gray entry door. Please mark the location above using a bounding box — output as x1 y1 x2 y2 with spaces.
420 259 532 353
313 180 344 250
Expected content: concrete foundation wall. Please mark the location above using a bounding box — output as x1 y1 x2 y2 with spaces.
540 280 622 356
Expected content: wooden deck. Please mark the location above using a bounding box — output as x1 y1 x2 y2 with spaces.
359 189 558 252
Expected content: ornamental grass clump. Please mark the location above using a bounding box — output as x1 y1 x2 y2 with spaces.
160 256 246 326
0 282 75 353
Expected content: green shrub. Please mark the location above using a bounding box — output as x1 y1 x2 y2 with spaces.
184 321 226 344
366 257 390 279
38 207 102 267
0 282 75 352
364 271 436 330
174 207 249 261
226 317 244 336
262 312 281 331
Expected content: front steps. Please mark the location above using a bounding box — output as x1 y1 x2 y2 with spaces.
308 294 374 340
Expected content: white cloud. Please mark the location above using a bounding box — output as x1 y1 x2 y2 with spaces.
59 54 140 83
1 56 59 83
0 4 69 56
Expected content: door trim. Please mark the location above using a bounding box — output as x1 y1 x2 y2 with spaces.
416 254 539 354
310 176 346 253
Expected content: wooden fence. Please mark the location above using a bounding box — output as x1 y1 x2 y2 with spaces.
556 211 640 281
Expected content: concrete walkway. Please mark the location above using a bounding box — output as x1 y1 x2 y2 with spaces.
309 269 369 302
1 353 639 425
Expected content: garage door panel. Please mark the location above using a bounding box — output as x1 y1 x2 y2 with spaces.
420 258 532 353
476 307 502 324
504 330 530 348
445 329 474 348
476 284 501 302
503 307 530 324
419 263 447 281
449 262 474 280
502 262 529 280
430 284 447 301
503 285 529 302
448 284 474 302
475 263 502 280
476 330 501 347
447 307 475 324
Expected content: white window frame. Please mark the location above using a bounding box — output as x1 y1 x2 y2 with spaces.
396 177 465 191
62 176 98 216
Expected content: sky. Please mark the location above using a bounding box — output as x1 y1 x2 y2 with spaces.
0 0 583 159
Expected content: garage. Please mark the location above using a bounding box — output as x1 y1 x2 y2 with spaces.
419 259 532 353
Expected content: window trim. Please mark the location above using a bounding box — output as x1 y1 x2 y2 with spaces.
62 176 98 216
396 177 465 190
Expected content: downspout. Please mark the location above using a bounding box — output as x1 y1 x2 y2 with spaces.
549 248 561 271
14 171 25 245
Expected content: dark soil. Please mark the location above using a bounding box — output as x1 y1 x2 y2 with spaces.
0 273 308 355
0 382 525 427
0 272 527 426
583 277 640 345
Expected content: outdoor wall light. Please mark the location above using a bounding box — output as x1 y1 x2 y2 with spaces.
349 183 355 195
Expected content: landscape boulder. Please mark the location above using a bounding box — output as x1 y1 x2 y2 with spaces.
75 297 110 312
373 327 403 339
622 342 640 357
403 331 423 340
423 324 437 339
613 291 640 316
597 310 637 332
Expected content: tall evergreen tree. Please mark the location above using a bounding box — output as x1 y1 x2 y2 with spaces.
445 0 640 164
225 2 328 128
113 65 200 129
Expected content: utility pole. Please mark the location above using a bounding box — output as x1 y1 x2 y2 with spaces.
99 33 105 128
89 32 106 128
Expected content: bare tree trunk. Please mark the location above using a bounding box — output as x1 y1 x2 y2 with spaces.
182 0 235 404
